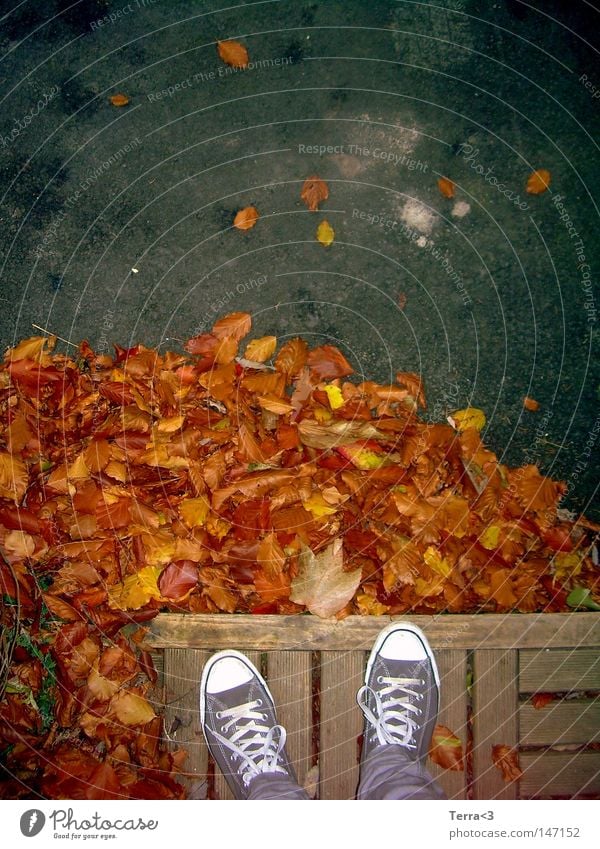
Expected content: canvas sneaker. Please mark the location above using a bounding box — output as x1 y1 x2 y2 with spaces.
200 650 298 799
357 622 440 765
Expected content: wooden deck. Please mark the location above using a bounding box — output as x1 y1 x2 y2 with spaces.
147 613 600 800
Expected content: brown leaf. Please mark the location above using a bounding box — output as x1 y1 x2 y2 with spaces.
526 169 551 195
217 39 250 68
158 561 198 600
437 177 455 198
110 690 156 726
86 761 123 800
109 93 130 107
257 532 286 580
301 176 329 212
244 336 277 362
307 344 353 380
395 371 426 408
275 338 308 376
212 311 252 341
530 692 556 710
429 724 464 771
492 744 523 781
290 539 362 618
233 206 259 230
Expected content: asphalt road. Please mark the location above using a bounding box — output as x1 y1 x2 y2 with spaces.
0 0 598 518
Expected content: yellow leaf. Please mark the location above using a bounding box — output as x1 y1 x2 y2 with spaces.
0 452 28 502
314 406 333 423
205 514 232 539
356 593 390 615
414 575 445 597
6 335 54 362
316 219 335 247
67 453 89 481
179 497 210 527
553 551 583 582
87 661 119 701
423 546 453 578
449 407 486 432
110 691 156 726
302 491 337 519
156 415 185 433
108 565 162 610
323 384 345 410
244 336 277 362
480 524 501 550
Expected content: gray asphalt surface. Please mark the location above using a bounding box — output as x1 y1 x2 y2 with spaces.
0 0 598 518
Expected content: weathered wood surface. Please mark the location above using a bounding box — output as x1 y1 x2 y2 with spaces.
472 649 519 800
430 649 468 800
520 699 600 746
520 751 600 798
519 649 600 692
268 651 314 788
146 613 600 651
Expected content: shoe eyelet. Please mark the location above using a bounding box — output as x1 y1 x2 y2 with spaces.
420 679 425 686
215 711 223 719
262 714 268 721
256 699 263 706
377 675 384 684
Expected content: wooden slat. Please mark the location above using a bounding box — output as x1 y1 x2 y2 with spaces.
520 751 600 798
213 651 262 801
163 649 209 796
520 699 600 745
472 649 519 800
319 651 364 799
519 649 600 692
146 613 600 651
430 649 468 800
268 651 313 789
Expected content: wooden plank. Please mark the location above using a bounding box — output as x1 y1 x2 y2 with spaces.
267 651 314 789
146 613 600 651
520 699 600 745
429 649 468 800
213 651 262 801
472 649 519 800
163 649 209 797
519 649 600 692
319 651 365 800
520 751 600 798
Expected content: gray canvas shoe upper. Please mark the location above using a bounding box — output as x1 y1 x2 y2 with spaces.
200 650 298 799
357 623 440 765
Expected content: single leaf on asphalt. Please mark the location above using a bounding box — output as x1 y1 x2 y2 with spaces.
429 725 464 771
316 219 335 247
301 176 329 212
437 177 455 198
233 206 259 230
523 396 540 411
217 40 249 68
492 744 523 781
526 169 551 194
290 538 361 618
109 93 130 107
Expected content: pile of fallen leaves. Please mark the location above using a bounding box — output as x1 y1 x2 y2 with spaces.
0 312 598 798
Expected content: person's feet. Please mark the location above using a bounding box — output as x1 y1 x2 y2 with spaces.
199 650 298 799
357 622 440 764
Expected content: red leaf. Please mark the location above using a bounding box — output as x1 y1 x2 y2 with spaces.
429 724 464 771
86 761 123 800
158 560 199 600
531 692 556 710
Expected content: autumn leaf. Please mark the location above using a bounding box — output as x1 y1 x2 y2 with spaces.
530 692 556 710
437 177 455 198
275 338 308 376
526 169 551 195
257 532 285 580
290 538 361 618
217 39 250 68
111 690 156 726
108 565 163 610
109 93 130 107
492 744 523 782
316 219 335 247
301 175 329 212
179 497 210 527
212 311 252 341
449 407 486 432
233 206 259 230
158 561 198 600
322 384 344 410
0 452 28 503
86 761 123 800
244 336 277 362
307 344 353 380
523 396 540 412
429 725 464 771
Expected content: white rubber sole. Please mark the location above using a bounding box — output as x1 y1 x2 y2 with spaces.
364 621 441 689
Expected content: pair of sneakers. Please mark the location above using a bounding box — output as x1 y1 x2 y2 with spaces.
199 622 440 799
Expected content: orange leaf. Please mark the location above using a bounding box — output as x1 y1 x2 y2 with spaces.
523 396 540 412
429 725 464 771
301 175 329 212
109 93 130 107
212 311 252 341
110 690 156 726
395 371 426 408
437 177 455 198
526 169 551 194
492 744 523 782
217 39 249 68
531 692 556 710
257 532 286 580
308 344 353 380
233 206 259 230
86 761 123 800
275 338 308 376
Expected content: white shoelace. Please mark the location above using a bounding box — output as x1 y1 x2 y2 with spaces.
211 699 288 787
357 676 423 748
